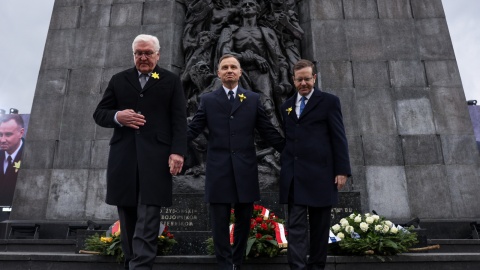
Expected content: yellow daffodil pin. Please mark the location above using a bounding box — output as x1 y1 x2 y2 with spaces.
238 93 246 102
13 161 21 173
286 107 293 115
152 72 160 79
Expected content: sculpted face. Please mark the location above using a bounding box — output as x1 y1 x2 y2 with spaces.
0 119 24 154
217 57 242 87
240 0 258 17
133 40 160 74
293 66 316 97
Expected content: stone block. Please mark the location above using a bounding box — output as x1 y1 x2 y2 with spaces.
325 88 359 135
10 169 52 220
416 18 455 60
100 66 132 94
441 135 480 165
346 20 384 61
429 87 472 134
346 135 364 166
142 23 180 66
46 169 89 219
110 3 143 27
297 0 343 22
54 0 81 7
34 69 69 97
53 140 92 169
377 0 412 19
352 61 390 88
306 20 349 61
401 135 443 165
446 165 480 218
144 0 184 26
389 61 426 87
26 95 64 140
114 0 144 3
49 6 80 29
411 0 445 19
355 87 397 134
85 169 117 220
90 139 110 169
42 29 76 69
79 4 111 28
405 165 452 218
319 61 353 89
381 20 418 60
21 140 56 169
362 134 404 165
67 68 103 95
395 97 435 135
350 166 368 212
366 166 411 219
94 124 114 140
72 28 108 68
59 94 98 140
424 60 462 87
105 26 142 68
343 0 378 19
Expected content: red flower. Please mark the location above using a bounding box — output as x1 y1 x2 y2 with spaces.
266 236 273 240
261 223 268 230
255 217 263 223
256 233 262 239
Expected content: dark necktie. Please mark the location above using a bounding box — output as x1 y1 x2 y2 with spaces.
300 96 307 115
140 74 148 88
228 90 234 104
6 155 12 174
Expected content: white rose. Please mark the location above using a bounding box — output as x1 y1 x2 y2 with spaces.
354 216 362 223
360 222 369 232
384 220 393 227
340 218 349 227
332 224 341 233
375 225 383 232
372 215 380 221
337 232 345 239
365 217 374 224
345 226 354 233
349 213 356 219
382 224 389 233
390 226 398 234
364 213 371 217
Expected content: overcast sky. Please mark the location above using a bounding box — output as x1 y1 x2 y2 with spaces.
0 0 478 113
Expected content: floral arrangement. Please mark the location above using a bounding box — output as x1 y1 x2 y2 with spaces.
207 204 287 258
82 221 176 262
329 213 418 256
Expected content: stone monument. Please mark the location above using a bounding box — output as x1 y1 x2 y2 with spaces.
7 0 480 251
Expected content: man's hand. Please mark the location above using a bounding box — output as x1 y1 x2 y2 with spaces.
169 154 184 176
117 109 146 129
335 175 348 190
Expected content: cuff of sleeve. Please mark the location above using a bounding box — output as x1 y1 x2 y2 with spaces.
114 112 123 127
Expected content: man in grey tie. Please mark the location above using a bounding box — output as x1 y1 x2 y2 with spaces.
280 59 351 270
0 114 25 206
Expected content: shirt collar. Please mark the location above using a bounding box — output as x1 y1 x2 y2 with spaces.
223 85 239 97
296 89 314 103
4 139 22 161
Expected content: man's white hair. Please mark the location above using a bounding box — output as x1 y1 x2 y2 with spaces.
132 34 161 52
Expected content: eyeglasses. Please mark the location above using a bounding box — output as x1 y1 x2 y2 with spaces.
294 77 314 83
133 51 157 58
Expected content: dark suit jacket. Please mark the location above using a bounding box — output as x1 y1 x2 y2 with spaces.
280 88 351 207
93 66 187 207
188 87 284 203
0 140 24 206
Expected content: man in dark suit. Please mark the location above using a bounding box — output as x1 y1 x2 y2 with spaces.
93 34 187 270
0 114 25 206
188 54 284 269
280 59 351 270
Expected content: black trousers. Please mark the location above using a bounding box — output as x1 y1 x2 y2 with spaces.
118 203 161 270
209 202 253 270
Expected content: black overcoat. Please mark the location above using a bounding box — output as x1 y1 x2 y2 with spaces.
279 88 351 207
93 66 187 207
188 87 284 203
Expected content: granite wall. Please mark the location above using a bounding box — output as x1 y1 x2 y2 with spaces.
10 0 480 224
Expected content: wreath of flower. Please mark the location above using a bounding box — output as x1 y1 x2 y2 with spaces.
328 213 418 257
82 220 176 262
206 204 287 258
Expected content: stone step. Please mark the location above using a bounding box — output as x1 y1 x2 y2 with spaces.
0 252 480 270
